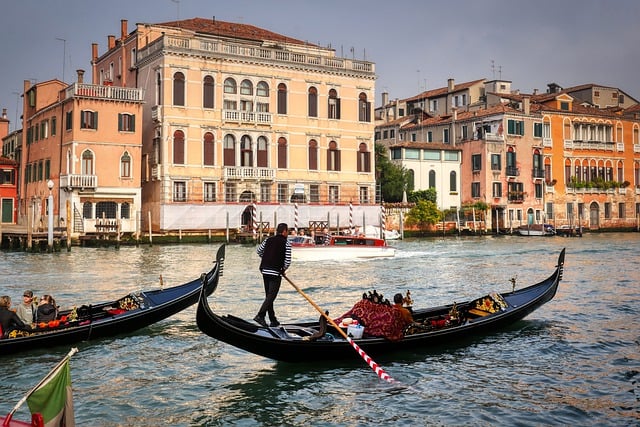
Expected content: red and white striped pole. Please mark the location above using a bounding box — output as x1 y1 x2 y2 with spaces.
294 202 298 233
252 202 257 241
349 201 354 235
380 204 387 239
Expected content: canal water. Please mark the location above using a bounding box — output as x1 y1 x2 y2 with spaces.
1 233 639 426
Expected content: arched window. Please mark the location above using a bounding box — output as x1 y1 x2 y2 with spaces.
223 134 236 166
120 151 131 178
257 136 268 167
429 170 436 188
327 141 341 171
533 148 543 177
240 79 253 96
173 72 185 106
308 139 318 170
328 89 340 119
277 137 287 169
203 75 214 108
241 135 253 167
358 92 371 122
277 83 287 114
173 130 185 164
308 87 318 117
257 81 269 97
81 150 94 175
357 143 371 172
203 132 214 166
450 171 457 192
224 78 237 94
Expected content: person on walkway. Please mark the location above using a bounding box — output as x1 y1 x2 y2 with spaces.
15 290 37 325
255 223 292 328
0 295 29 336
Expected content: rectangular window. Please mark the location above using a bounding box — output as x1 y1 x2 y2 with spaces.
223 99 237 110
507 119 525 136
604 202 611 219
444 151 459 161
535 183 542 198
390 129 395 138
427 131 433 142
471 182 480 198
443 129 449 143
492 182 502 198
65 111 73 130
491 154 501 170
204 182 216 202
277 184 288 203
80 111 98 129
225 183 237 202
405 149 419 160
471 154 482 171
51 117 57 136
546 202 554 219
41 120 48 139
309 184 320 203
260 183 271 202
45 160 50 179
383 130 388 139
118 113 135 132
173 181 186 202
462 125 468 140
618 203 625 219
533 122 543 138
390 148 402 160
359 187 369 204
328 185 339 204
423 151 440 160
256 102 269 112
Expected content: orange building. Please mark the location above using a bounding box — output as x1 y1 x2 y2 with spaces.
20 72 144 235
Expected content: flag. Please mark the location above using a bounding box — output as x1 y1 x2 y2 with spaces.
26 359 75 427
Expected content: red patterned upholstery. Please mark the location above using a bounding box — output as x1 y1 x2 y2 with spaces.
336 299 406 341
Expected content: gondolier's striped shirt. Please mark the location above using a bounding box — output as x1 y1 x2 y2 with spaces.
257 235 292 276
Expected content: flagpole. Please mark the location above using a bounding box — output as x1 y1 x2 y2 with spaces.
3 347 78 426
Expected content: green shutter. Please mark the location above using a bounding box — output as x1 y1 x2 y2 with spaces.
118 114 122 131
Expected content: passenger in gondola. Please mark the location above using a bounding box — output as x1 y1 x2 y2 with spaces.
36 294 58 322
15 289 37 325
0 295 30 337
393 293 413 327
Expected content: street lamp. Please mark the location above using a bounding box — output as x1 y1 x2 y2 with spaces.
47 180 54 251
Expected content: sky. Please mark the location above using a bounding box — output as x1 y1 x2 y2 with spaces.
1 0 639 132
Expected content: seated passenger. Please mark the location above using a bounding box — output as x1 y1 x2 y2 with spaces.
393 293 414 327
15 289 37 325
36 294 58 322
0 295 29 337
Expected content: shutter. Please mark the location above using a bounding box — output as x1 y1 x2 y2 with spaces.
336 98 341 119
118 114 122 131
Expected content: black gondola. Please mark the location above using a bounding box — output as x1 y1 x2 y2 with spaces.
1 245 225 356
196 248 565 362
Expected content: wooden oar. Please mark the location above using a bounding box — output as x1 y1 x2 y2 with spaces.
282 274 396 384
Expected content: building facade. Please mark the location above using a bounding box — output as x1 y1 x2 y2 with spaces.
91 18 379 233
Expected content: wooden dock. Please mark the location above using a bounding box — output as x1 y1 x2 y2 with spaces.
0 224 69 251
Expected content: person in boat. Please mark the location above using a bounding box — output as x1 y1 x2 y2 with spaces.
15 289 37 325
393 293 413 327
255 223 292 328
0 295 30 337
36 294 58 322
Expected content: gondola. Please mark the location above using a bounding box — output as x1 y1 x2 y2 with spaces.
0 245 225 356
196 248 565 362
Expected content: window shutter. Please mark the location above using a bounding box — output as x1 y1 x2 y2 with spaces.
131 115 135 132
94 112 98 129
336 98 341 119
118 114 122 131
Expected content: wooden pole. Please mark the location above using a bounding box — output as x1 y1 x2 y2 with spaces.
148 211 152 245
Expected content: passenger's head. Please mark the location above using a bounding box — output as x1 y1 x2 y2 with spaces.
276 223 288 235
0 295 11 308
393 293 403 304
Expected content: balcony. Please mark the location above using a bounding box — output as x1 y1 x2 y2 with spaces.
507 192 525 203
60 174 97 190
506 166 520 177
65 83 145 102
485 132 504 142
563 139 615 151
532 169 545 179
223 166 275 180
223 110 272 125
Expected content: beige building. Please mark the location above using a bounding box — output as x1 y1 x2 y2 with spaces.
92 18 378 233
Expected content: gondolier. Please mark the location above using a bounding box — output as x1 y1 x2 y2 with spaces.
255 223 292 328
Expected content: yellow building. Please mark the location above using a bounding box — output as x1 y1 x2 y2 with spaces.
92 18 378 233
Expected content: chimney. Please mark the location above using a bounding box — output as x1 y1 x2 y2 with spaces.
121 19 128 39
382 91 389 107
533 88 539 95
77 69 85 84
523 97 530 115
108 35 116 50
447 78 455 92
2 108 7 119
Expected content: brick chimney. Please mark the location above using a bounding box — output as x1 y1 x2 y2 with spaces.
77 69 85 84
523 96 530 115
447 78 455 92
108 35 116 49
121 19 128 39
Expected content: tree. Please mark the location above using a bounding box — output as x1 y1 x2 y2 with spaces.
408 188 437 204
375 143 412 202
406 200 443 231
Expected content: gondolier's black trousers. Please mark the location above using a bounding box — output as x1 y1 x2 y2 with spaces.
258 274 282 321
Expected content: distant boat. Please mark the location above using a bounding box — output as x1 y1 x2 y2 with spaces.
289 234 396 261
362 225 400 240
517 224 556 236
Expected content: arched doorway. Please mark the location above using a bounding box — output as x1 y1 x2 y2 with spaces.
589 202 599 229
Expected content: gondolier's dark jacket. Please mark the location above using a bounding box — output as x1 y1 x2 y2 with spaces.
257 234 292 276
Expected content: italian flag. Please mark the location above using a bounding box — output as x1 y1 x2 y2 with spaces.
26 359 75 427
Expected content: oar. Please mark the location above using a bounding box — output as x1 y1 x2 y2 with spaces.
282 274 396 384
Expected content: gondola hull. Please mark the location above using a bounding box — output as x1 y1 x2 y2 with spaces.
196 248 564 362
1 245 225 356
